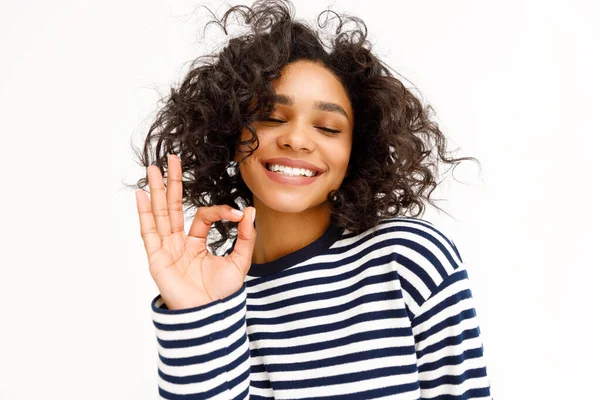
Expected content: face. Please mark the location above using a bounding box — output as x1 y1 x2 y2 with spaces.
235 60 354 215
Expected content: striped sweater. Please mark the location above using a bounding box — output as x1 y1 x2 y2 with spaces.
151 216 492 399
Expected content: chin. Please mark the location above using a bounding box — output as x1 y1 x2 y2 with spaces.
255 193 328 215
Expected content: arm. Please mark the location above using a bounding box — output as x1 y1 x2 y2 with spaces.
151 284 251 399
411 268 492 399
135 154 257 398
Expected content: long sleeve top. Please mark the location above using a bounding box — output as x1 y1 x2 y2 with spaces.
150 216 492 399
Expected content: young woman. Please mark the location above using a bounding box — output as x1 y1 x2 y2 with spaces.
133 0 492 398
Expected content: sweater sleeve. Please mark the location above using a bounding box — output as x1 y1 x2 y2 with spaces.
410 267 492 399
150 283 251 400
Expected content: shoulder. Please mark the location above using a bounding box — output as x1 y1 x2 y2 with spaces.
345 216 467 315
371 216 463 265
346 216 463 268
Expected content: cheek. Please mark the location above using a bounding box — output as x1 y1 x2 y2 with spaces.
239 127 252 142
333 141 352 171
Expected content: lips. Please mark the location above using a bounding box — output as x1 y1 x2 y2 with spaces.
262 157 324 175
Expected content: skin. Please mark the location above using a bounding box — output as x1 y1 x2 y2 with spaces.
235 60 354 264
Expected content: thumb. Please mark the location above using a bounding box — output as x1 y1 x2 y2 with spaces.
229 207 256 275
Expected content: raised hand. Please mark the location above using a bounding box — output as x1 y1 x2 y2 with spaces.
135 154 256 310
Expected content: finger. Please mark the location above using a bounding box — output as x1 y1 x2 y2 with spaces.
188 205 245 240
228 207 256 276
135 189 162 257
166 154 185 235
147 164 172 239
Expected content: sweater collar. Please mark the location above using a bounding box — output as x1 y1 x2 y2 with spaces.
229 222 344 277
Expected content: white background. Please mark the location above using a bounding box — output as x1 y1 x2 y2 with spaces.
1 0 598 399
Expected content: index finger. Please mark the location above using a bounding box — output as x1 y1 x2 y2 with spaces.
188 205 244 240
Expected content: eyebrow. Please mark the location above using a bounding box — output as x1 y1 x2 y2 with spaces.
274 94 350 120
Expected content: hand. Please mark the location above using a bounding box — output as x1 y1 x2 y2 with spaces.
135 154 256 310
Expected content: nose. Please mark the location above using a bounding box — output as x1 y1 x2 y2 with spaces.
276 120 315 152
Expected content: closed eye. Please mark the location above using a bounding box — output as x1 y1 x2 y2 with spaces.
264 118 340 134
317 126 341 134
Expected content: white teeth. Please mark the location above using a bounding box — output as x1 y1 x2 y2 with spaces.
267 163 317 177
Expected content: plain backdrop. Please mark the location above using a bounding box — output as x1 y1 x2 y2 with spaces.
1 0 599 399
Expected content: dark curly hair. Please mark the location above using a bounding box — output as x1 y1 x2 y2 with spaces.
127 0 479 255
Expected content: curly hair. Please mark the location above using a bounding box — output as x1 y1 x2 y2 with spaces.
128 0 479 255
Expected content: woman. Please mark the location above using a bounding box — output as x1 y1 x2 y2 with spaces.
133 0 492 398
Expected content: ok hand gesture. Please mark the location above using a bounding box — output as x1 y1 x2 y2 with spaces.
135 154 256 310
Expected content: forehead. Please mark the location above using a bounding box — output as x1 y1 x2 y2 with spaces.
272 60 353 118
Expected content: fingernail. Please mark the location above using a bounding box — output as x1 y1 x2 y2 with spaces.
232 209 244 217
252 208 256 223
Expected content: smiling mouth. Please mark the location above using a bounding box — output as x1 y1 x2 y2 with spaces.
264 163 321 178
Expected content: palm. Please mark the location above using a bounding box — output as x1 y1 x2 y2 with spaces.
136 154 256 310
154 236 245 307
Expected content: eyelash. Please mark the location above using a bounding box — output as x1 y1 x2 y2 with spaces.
264 118 341 134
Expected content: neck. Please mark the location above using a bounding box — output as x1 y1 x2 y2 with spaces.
251 198 332 264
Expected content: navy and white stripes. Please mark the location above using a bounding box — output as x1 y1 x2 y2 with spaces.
151 216 491 399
